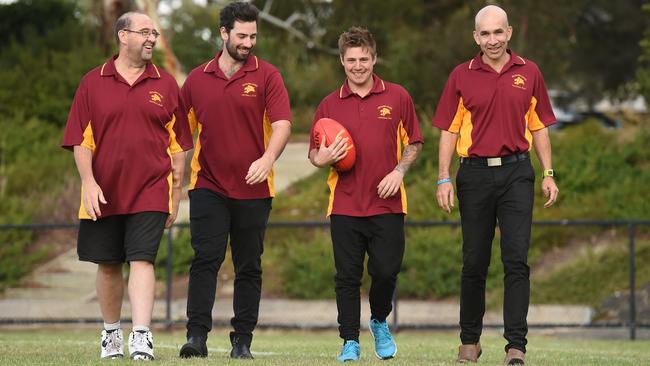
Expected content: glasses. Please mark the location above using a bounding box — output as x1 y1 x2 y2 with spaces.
122 28 161 39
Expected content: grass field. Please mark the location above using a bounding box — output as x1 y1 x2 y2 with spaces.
0 329 648 365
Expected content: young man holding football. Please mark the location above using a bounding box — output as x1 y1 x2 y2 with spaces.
308 26 423 362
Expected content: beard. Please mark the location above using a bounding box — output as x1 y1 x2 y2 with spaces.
131 42 154 62
140 49 153 61
225 38 252 62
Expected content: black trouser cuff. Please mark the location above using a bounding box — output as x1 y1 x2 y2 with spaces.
186 327 208 341
230 331 253 347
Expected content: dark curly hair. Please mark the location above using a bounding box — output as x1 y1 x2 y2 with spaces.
220 1 259 33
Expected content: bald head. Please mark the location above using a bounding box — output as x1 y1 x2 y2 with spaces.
114 11 150 44
475 5 509 31
114 11 156 63
472 5 512 65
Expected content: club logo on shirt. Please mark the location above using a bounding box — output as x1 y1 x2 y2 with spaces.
149 91 163 106
511 74 527 90
242 83 258 97
377 105 393 120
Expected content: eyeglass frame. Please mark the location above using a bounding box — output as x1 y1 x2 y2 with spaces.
121 28 161 39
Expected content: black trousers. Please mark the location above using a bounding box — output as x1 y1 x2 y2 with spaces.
185 188 272 346
456 160 534 353
330 214 405 342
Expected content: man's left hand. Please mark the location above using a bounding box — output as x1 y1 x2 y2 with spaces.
246 155 274 185
542 177 559 208
165 206 178 228
377 170 404 199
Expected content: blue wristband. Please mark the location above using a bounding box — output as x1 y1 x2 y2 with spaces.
436 178 451 185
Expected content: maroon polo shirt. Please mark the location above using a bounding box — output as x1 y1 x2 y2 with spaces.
309 74 424 217
181 51 292 199
432 50 556 157
61 56 193 219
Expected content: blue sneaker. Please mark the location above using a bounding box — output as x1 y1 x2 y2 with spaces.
337 340 360 362
369 319 397 359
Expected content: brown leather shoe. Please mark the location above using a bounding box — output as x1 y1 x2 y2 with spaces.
504 348 525 365
457 343 482 363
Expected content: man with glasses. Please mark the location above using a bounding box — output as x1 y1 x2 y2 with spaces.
61 11 192 360
178 1 291 360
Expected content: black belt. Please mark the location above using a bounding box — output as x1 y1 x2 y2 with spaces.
460 152 529 167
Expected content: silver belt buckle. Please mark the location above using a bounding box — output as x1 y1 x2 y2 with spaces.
487 157 502 167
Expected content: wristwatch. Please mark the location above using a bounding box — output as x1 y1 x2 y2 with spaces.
542 169 555 178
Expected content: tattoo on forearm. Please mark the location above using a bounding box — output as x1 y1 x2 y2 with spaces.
395 143 421 175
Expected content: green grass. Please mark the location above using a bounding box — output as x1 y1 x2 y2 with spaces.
0 329 648 365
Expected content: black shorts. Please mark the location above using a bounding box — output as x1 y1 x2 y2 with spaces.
77 211 168 264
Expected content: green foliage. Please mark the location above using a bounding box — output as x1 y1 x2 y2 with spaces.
0 210 34 290
532 240 650 307
268 121 650 301
546 121 650 219
1 0 649 306
0 115 74 198
569 0 647 102
277 232 336 299
0 0 77 47
155 228 194 280
0 115 71 289
638 3 650 103
0 0 106 289
399 228 462 298
0 25 105 125
166 0 221 73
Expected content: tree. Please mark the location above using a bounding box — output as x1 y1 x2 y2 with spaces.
568 0 647 104
0 0 106 124
637 3 650 104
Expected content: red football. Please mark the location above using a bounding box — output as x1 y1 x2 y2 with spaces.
313 118 356 172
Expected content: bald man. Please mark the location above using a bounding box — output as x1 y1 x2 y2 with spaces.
62 11 191 360
432 5 558 365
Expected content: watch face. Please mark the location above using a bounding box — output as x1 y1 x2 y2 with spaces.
544 169 554 177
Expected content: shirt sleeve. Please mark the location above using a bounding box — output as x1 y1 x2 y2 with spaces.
181 74 201 138
167 80 193 152
265 70 292 123
527 66 557 130
432 68 464 132
400 88 424 145
61 77 91 151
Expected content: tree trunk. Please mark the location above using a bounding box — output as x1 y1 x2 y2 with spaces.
99 0 135 54
138 0 186 83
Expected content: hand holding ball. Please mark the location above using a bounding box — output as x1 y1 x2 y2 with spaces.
313 118 356 172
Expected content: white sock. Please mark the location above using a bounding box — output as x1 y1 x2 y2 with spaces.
104 321 121 332
132 325 150 333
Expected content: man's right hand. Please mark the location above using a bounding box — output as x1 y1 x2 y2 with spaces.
82 179 107 221
436 180 455 213
311 136 349 167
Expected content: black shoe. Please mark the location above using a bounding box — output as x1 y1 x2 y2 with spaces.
230 337 253 359
179 336 207 358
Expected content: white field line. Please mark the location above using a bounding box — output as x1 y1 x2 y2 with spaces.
17 339 281 356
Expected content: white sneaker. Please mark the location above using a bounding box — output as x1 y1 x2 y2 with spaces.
128 330 154 360
100 329 124 359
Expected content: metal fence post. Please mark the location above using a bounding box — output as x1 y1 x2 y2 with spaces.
166 226 174 330
628 224 636 341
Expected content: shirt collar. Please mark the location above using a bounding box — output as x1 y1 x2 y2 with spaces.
468 49 525 71
203 50 259 75
339 74 386 99
100 54 161 79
